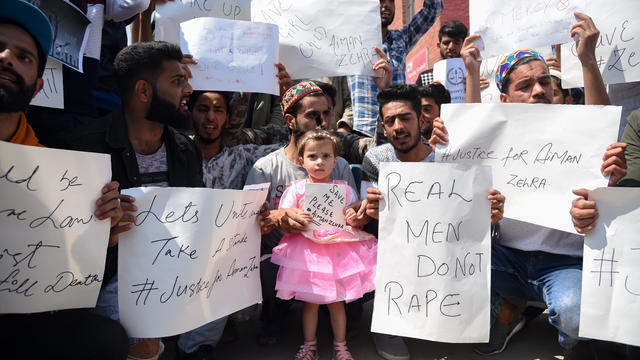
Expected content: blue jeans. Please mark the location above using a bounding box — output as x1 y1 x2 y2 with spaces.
490 244 583 349
95 275 227 354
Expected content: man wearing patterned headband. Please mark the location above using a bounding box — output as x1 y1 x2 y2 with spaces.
245 81 359 346
431 13 627 359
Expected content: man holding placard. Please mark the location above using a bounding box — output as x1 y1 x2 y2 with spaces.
349 0 443 137
431 13 628 358
0 1 130 358
62 41 202 360
362 84 505 359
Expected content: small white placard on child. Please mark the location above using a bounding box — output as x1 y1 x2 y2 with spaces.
304 183 347 231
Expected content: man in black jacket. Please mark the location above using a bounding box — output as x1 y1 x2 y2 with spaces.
65 41 201 360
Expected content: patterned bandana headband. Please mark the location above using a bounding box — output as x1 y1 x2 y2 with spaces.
495 49 546 92
281 81 323 114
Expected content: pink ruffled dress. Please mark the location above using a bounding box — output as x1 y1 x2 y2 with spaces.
271 179 377 304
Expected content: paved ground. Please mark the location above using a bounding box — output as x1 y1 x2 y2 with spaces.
160 300 567 360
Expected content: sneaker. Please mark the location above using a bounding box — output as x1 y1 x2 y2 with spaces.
332 341 355 360
372 333 410 360
295 340 320 360
474 316 525 355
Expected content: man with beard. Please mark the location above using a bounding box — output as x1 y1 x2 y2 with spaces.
245 81 358 346
361 85 505 359
63 41 201 360
417 83 450 140
348 0 442 137
430 13 627 359
0 1 129 359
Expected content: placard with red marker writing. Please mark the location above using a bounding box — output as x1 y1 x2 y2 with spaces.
0 141 111 313
304 182 347 231
118 187 267 338
435 103 620 234
580 187 640 347
371 162 492 342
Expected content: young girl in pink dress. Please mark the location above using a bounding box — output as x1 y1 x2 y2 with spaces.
271 130 377 360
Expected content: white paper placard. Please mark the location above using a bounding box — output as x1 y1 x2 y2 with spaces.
251 0 383 79
28 0 91 72
470 0 584 59
561 0 640 88
31 58 64 109
304 183 346 231
580 187 640 347
433 58 467 103
435 103 620 234
118 187 266 338
180 17 279 95
371 162 492 342
155 0 251 45
0 141 111 313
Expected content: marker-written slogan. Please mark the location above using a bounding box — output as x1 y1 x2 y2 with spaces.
580 187 640 347
251 0 383 79
304 183 346 231
118 187 266 338
371 163 492 343
0 141 111 313
435 103 620 234
154 0 251 45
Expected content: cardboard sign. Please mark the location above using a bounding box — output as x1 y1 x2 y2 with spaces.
31 58 64 109
433 58 467 103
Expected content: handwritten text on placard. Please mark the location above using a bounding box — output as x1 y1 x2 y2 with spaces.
435 103 619 233
371 163 492 342
304 183 346 231
0 141 111 313
251 0 383 79
180 17 279 94
31 58 64 109
470 0 584 59
154 0 251 45
580 187 640 347
118 187 266 338
561 1 640 88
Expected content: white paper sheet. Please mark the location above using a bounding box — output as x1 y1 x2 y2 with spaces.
251 0 383 79
28 0 91 72
561 0 640 88
435 103 620 234
433 58 467 103
30 58 64 109
580 187 640 347
180 17 279 95
118 187 266 338
470 0 584 59
0 142 111 313
304 183 346 231
371 162 492 342
155 0 251 45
